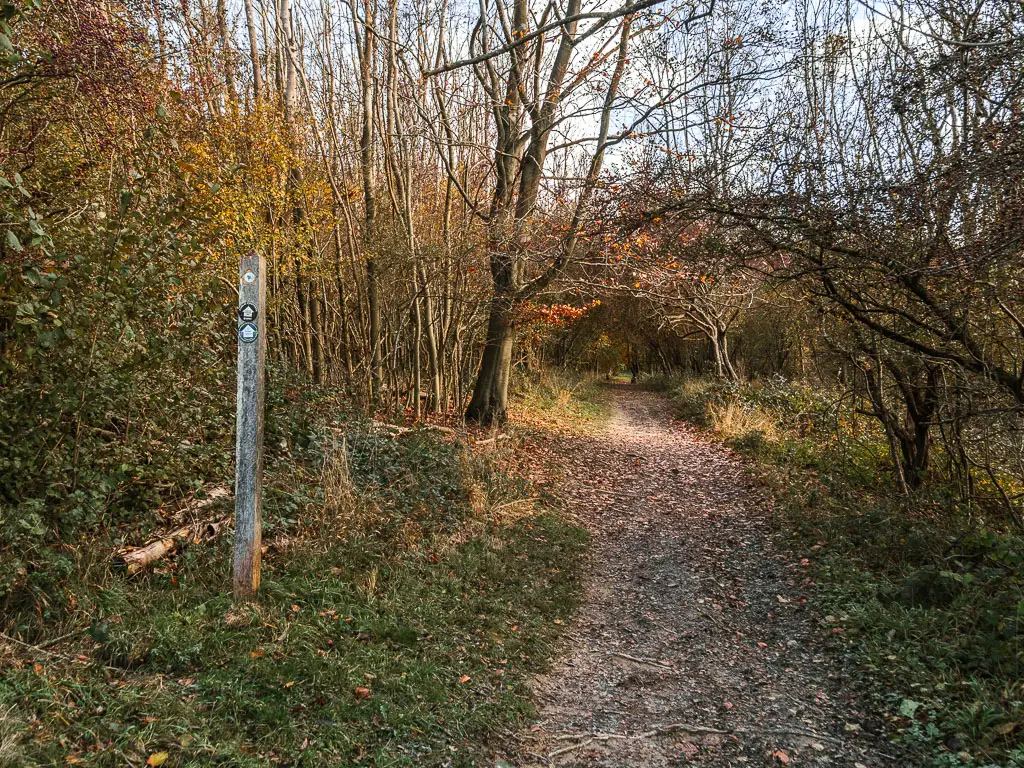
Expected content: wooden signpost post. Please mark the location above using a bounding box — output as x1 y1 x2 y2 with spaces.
233 251 266 599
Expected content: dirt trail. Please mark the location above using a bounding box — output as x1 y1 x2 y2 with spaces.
512 386 890 767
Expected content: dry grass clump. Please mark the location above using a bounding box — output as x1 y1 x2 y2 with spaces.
0 707 24 768
555 387 572 408
708 401 778 441
223 602 266 629
513 369 609 434
442 445 539 551
486 496 540 525
459 448 491 518
321 434 355 510
309 433 372 539
674 377 716 400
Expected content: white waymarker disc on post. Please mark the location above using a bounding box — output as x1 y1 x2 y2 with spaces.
233 251 267 599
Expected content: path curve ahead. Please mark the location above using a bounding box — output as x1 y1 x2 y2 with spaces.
513 386 889 767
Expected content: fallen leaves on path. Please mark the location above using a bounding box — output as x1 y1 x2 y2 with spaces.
506 385 890 767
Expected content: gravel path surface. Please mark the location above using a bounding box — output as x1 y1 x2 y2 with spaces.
510 385 891 767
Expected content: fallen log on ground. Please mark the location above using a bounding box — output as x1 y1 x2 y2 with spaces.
370 421 460 438
473 434 509 446
117 486 231 574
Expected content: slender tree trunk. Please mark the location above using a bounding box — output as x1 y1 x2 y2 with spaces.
709 331 725 378
718 326 738 381
419 263 442 411
332 223 354 381
154 0 168 81
310 291 324 384
292 264 313 377
412 267 423 419
356 5 382 398
243 0 263 104
366 258 382 397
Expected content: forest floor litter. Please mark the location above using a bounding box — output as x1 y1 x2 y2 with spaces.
507 384 892 767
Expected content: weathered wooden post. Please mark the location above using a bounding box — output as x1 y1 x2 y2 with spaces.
233 251 267 599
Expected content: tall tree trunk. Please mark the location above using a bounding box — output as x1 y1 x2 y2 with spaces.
243 0 263 104
356 0 382 399
465 294 514 425
463 3 624 424
412 267 423 419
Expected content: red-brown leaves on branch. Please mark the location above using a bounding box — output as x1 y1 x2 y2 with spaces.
516 300 598 328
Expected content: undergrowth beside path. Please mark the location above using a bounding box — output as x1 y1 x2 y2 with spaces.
0 384 590 767
654 374 1024 768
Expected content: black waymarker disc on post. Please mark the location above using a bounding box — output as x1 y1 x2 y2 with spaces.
239 303 258 323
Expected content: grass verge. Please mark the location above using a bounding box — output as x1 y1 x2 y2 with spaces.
0 412 587 767
511 368 611 435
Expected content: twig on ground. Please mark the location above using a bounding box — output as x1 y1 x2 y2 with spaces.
547 721 842 758
696 608 733 632
0 631 123 673
608 650 674 669
34 630 80 650
1 631 77 654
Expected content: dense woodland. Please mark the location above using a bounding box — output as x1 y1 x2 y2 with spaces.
1 0 1023 764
